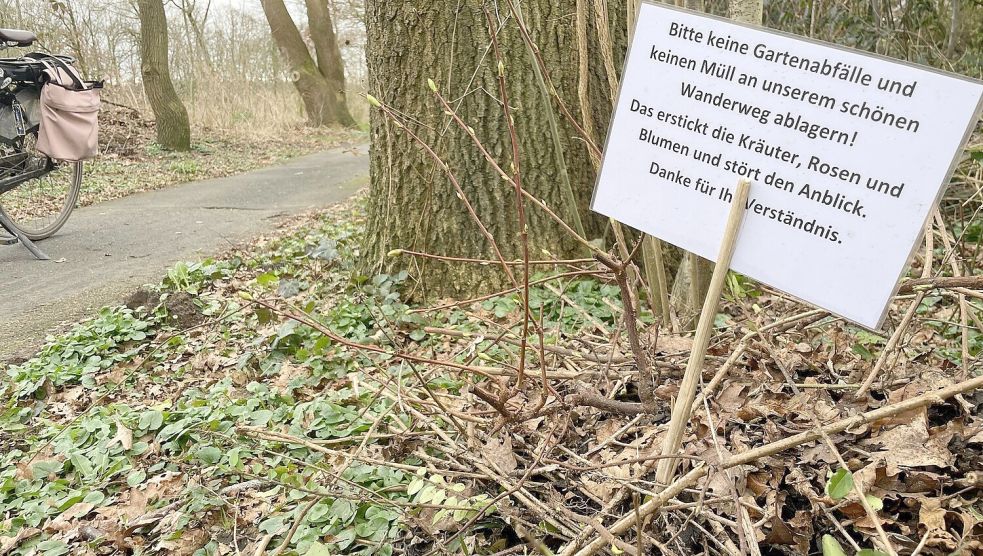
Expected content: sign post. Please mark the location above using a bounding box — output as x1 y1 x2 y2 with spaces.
654 178 750 486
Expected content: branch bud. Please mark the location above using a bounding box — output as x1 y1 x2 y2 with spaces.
366 94 381 108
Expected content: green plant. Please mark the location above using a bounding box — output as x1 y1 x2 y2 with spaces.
4 307 155 397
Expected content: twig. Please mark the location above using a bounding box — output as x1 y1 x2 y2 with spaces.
897 275 983 293
654 179 750 486
816 428 896 555
855 224 933 398
371 98 518 289
935 211 970 378
267 498 318 556
392 249 593 267
820 505 862 552
563 372 983 556
409 269 608 314
595 251 658 411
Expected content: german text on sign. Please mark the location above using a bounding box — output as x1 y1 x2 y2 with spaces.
592 2 983 328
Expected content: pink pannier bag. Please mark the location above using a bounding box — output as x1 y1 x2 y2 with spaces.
36 57 101 161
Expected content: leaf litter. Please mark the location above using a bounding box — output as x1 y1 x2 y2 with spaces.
0 193 981 555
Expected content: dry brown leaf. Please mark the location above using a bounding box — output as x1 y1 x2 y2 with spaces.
716 382 750 413
869 412 953 469
793 342 813 353
271 361 309 392
15 455 63 481
483 434 517 475
45 502 95 533
110 418 133 451
0 527 39 556
157 528 209 556
594 418 625 445
656 334 693 353
144 471 185 503
918 497 947 531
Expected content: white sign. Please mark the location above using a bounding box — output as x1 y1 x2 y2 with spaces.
592 2 983 329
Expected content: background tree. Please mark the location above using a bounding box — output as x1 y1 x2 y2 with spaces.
136 0 191 150
362 1 623 299
668 0 761 329
259 0 355 127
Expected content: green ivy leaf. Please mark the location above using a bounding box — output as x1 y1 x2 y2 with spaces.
36 539 69 556
304 542 332 556
826 467 854 500
127 469 147 487
821 535 848 556
407 477 425 496
82 490 105 506
256 272 279 287
139 410 164 431
864 494 883 511
196 446 222 465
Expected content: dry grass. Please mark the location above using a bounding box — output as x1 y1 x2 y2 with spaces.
107 78 370 137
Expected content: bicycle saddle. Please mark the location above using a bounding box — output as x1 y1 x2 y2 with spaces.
0 29 35 47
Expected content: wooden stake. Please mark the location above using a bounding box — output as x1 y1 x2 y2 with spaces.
654 179 751 488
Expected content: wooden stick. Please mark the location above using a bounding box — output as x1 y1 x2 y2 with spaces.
565 372 983 556
897 275 983 293
654 179 751 487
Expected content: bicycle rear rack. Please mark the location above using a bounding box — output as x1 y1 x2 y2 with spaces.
0 209 48 260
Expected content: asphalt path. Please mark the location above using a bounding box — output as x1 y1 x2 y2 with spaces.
0 144 368 360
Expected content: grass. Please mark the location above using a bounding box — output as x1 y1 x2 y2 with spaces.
81 110 366 208
0 103 366 223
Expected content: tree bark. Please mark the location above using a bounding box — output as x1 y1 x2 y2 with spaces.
136 0 191 151
260 0 355 127
728 0 763 24
363 2 622 299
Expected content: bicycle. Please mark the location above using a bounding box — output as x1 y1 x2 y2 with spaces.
0 28 84 257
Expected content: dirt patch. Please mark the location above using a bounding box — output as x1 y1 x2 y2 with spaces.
159 291 205 330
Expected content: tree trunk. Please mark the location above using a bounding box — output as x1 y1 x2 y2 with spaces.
260 0 355 127
728 0 763 25
363 2 622 299
137 0 191 151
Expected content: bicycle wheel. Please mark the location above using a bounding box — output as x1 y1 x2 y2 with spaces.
0 131 82 241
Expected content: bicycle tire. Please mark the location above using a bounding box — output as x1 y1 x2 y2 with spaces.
0 136 82 241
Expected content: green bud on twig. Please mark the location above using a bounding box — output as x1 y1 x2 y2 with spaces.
366 94 381 108
427 78 437 92
387 249 404 257
497 61 505 77
238 291 253 301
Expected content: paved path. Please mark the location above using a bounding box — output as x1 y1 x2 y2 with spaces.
0 144 368 360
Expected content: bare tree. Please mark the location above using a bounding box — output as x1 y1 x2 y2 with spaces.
136 0 191 150
259 0 355 127
172 0 213 69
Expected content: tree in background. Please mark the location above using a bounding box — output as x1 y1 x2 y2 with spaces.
362 1 622 299
136 0 191 150
260 0 355 127
672 0 762 327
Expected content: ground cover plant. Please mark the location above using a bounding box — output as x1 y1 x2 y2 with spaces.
1 154 982 555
